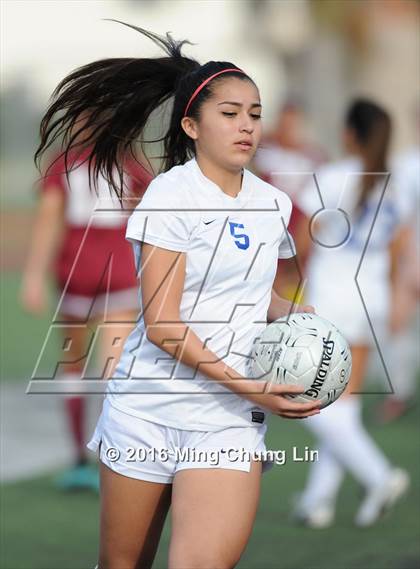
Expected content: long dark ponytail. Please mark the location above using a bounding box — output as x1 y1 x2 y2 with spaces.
346 98 392 211
35 21 252 199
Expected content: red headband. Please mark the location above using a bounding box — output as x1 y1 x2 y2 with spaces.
183 68 245 117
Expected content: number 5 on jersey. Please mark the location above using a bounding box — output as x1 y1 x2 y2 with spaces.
229 222 250 250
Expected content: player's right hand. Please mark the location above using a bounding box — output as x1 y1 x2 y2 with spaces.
20 275 47 315
242 382 321 419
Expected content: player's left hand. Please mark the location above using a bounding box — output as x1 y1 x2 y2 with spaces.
268 293 316 321
288 301 315 315
299 304 315 314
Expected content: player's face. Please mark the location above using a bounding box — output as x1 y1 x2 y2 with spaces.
185 77 262 171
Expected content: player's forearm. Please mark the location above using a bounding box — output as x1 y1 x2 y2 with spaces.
267 289 293 323
24 202 64 277
25 219 60 276
145 322 265 396
294 215 313 261
388 224 412 291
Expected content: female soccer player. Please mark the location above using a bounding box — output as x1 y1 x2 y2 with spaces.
293 99 411 528
376 131 419 423
21 133 151 490
34 23 321 568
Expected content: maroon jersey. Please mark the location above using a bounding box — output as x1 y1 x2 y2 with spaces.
40 149 152 296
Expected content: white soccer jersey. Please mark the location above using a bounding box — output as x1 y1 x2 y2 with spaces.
393 146 420 245
106 157 295 431
254 144 316 199
297 157 408 344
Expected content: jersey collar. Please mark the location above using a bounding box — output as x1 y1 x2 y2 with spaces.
187 157 252 204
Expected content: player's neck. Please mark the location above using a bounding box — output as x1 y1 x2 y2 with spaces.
195 155 244 198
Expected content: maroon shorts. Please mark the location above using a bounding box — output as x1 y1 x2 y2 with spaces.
54 225 139 319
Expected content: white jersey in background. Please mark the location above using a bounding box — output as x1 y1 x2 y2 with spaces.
253 144 316 200
106 157 295 431
297 157 409 345
393 146 420 217
392 146 420 278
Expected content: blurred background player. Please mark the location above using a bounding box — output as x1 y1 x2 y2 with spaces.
252 99 327 300
20 129 152 490
375 105 420 423
292 98 411 528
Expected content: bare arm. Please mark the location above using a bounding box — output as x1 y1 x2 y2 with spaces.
267 279 315 323
388 223 415 332
140 242 321 419
271 213 314 302
294 213 314 262
389 223 414 286
20 188 65 314
267 223 315 323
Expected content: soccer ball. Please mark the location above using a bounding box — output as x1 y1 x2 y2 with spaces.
250 312 352 408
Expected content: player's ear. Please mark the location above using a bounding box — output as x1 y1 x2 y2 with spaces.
181 117 199 141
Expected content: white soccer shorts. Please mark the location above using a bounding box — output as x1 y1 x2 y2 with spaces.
87 398 273 483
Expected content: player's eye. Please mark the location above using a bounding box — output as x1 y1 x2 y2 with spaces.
222 111 262 120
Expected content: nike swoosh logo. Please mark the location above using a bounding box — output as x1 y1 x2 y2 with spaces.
203 219 216 225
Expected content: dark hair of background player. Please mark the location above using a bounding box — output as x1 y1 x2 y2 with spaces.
346 98 392 211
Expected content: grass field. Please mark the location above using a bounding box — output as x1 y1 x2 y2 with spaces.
1 273 420 568
1 273 61 382
1 400 419 569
